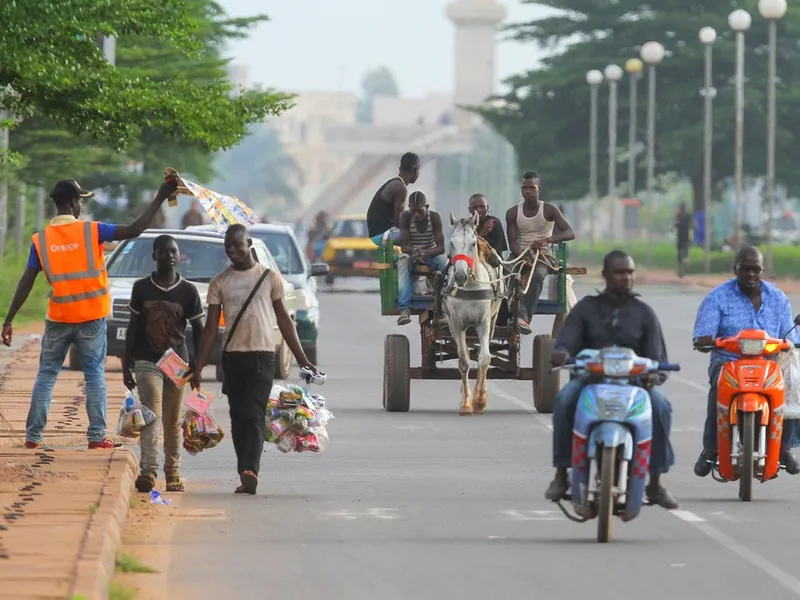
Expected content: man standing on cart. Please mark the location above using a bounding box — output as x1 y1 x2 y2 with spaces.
505 172 575 334
367 152 420 246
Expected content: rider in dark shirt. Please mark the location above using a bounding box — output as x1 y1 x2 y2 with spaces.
546 250 678 510
469 193 507 258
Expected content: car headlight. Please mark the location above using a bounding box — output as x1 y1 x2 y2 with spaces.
739 338 766 356
345 249 354 258
602 357 634 377
596 389 632 419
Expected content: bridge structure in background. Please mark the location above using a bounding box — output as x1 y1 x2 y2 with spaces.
299 123 517 226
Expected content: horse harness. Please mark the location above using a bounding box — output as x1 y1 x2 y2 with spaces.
446 252 501 301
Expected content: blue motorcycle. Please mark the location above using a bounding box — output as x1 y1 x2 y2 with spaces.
554 347 680 543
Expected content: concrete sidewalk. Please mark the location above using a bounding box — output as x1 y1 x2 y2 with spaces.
0 337 138 600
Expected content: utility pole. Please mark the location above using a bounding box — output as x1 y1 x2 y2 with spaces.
0 109 9 261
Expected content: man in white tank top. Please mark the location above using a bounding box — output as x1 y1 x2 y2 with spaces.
505 172 575 334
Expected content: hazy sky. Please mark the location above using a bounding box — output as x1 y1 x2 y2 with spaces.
217 0 550 97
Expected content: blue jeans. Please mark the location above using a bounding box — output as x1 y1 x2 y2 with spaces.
397 253 448 311
552 377 675 475
370 227 401 247
703 355 799 452
26 318 108 443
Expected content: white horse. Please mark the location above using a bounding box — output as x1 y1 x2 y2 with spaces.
443 213 504 415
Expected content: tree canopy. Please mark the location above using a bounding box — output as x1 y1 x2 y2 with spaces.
480 0 800 211
0 0 293 153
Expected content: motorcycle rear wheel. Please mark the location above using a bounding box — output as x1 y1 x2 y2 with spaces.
739 412 755 502
597 445 617 543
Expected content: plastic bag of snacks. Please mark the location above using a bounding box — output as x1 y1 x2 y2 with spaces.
181 389 225 455
116 389 156 438
266 383 334 454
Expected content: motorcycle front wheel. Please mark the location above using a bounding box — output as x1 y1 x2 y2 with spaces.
739 411 755 502
597 445 617 543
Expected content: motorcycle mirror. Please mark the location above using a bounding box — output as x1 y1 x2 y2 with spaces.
795 314 800 326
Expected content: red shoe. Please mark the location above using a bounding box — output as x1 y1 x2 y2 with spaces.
24 441 42 449
88 438 123 449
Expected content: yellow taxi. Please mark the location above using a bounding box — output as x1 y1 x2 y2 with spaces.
321 215 380 283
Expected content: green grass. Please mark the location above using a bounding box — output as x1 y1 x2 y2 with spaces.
108 582 137 600
569 241 800 278
0 252 49 324
115 553 157 574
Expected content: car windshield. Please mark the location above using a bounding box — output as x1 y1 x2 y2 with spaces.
107 238 231 283
250 231 304 275
332 219 367 238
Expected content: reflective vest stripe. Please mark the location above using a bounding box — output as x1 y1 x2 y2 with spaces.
37 221 104 283
48 286 110 304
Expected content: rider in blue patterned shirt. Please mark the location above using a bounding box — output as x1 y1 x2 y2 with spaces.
692 246 800 477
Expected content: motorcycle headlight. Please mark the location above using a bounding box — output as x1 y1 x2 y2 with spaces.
596 389 632 419
602 357 634 377
739 338 766 356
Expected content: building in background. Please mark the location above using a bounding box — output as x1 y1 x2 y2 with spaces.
272 91 359 209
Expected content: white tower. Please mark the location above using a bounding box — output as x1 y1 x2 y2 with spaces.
446 0 507 129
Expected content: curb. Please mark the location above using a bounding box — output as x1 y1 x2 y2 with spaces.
69 449 139 600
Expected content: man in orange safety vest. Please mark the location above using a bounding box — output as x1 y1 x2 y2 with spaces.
1 175 178 449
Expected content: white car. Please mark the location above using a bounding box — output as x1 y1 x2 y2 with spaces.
68 229 297 381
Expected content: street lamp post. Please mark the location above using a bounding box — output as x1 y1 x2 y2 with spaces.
604 64 623 242
625 58 643 243
729 9 752 250
640 41 665 268
700 26 717 274
758 0 787 275
586 69 604 248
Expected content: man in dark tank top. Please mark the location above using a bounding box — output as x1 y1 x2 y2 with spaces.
395 191 446 325
367 152 420 246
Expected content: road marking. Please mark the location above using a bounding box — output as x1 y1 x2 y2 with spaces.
671 374 708 393
669 509 800 596
316 508 401 521
487 384 554 431
671 510 706 523
500 509 563 521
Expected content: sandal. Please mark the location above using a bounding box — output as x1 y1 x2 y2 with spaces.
165 475 185 492
234 470 258 495
135 473 156 494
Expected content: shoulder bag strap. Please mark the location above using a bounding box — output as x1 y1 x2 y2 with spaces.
222 268 271 353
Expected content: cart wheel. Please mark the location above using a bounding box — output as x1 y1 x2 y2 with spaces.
533 334 558 414
384 334 410 412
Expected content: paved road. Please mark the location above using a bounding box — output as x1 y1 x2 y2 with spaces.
167 280 800 599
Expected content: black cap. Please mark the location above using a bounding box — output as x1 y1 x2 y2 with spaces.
49 180 94 201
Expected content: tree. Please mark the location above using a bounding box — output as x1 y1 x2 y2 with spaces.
357 66 400 124
0 0 293 153
211 124 301 218
479 0 800 213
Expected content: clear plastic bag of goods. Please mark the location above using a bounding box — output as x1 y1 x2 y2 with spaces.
265 385 334 454
157 348 192 388
181 389 225 455
778 348 800 420
116 389 157 438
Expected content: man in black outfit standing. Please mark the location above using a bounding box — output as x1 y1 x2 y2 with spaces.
367 152 420 246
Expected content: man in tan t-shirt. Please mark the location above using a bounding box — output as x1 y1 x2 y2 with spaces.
191 224 317 495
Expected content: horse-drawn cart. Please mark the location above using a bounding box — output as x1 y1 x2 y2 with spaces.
375 242 586 414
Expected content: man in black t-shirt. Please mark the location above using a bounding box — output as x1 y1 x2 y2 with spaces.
469 193 508 258
123 235 205 494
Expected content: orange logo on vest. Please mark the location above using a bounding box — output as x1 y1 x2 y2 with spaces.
32 221 110 323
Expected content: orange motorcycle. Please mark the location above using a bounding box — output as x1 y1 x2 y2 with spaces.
695 329 794 501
